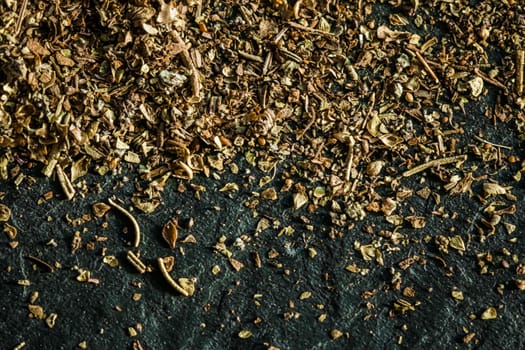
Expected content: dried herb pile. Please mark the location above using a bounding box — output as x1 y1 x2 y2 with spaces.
1 0 525 348
0 0 523 207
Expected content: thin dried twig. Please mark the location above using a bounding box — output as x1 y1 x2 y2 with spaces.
517 49 524 95
473 135 512 150
15 0 28 37
287 21 335 36
26 255 55 272
279 47 302 63
127 250 146 274
406 44 440 84
108 198 141 248
345 136 356 182
262 52 273 75
272 27 288 44
238 50 264 63
297 96 315 140
473 68 507 91
297 112 316 140
403 155 467 177
360 92 376 130
169 30 201 101
157 258 189 296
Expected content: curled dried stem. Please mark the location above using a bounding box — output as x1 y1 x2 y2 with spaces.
157 258 189 296
108 198 141 248
26 255 55 272
293 0 303 19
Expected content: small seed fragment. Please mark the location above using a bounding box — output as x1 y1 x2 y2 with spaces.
293 192 308 209
515 279 525 290
0 204 11 222
46 313 58 328
211 265 221 275
261 187 278 200
365 160 384 176
331 329 343 340
92 202 112 218
451 289 464 300
299 291 311 300
103 255 119 268
463 332 476 344
28 304 46 319
238 330 253 339
229 257 245 271
481 306 497 320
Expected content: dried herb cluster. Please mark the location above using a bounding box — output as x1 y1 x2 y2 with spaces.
0 1 523 207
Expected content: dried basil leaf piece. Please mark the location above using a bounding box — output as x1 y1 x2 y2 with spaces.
92 202 112 218
162 218 178 249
